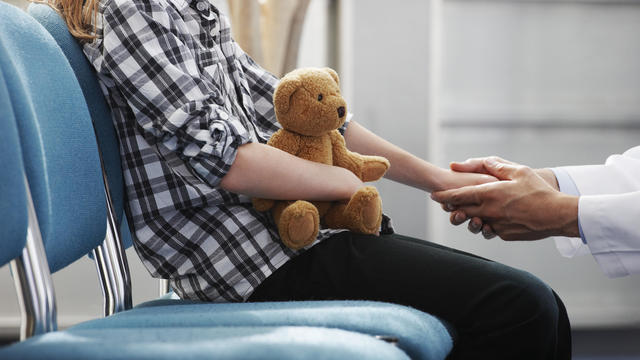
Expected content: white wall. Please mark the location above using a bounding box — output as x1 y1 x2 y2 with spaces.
346 0 439 239
441 0 640 125
343 0 640 328
343 0 640 327
433 0 640 328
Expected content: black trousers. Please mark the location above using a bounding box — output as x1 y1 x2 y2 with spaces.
248 232 571 359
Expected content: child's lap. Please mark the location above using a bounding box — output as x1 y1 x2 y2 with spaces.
248 231 555 322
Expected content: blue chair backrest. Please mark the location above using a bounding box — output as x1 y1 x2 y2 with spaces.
0 67 28 267
0 1 106 273
28 3 133 250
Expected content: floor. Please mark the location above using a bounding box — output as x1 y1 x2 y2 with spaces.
573 329 640 360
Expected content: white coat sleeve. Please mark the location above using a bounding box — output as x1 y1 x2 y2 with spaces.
553 146 640 277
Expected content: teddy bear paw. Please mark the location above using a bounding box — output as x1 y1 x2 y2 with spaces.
361 157 390 182
348 186 383 234
279 201 320 250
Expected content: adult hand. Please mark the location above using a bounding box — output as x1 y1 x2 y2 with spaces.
434 167 498 237
431 157 580 240
450 157 560 191
445 157 562 238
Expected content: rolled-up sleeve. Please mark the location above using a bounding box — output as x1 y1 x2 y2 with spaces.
102 0 250 187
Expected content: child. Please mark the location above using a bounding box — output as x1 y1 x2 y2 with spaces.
50 0 570 358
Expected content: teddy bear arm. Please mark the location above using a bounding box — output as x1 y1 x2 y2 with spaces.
252 198 275 211
329 130 389 182
267 129 302 156
329 130 363 176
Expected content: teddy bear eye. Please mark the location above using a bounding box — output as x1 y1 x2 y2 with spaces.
317 94 323 101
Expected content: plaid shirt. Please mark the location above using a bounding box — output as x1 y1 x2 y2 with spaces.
82 0 362 302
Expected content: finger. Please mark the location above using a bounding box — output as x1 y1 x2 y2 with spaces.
481 224 496 239
472 173 500 185
441 202 457 212
451 205 486 220
467 217 483 234
431 186 483 206
450 158 488 174
450 156 515 173
483 158 523 181
450 210 468 225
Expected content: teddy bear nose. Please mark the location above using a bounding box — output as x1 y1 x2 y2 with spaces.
337 106 346 118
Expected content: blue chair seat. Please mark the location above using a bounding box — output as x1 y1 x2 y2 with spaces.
0 326 410 360
72 300 453 360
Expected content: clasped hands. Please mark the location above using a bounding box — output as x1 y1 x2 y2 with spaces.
431 157 580 241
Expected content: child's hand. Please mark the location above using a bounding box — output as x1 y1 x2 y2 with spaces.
434 169 498 192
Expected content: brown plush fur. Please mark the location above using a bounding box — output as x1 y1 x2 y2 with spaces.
252 68 390 250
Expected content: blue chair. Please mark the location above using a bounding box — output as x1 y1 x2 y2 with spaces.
0 3 409 359
27 4 454 360
0 67 53 341
0 68 27 269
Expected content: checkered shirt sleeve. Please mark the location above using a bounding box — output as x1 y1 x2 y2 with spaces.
101 0 251 188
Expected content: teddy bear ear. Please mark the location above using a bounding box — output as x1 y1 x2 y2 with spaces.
323 68 340 87
274 75 302 114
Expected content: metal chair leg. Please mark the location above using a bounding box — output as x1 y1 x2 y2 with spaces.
9 177 57 340
158 279 171 297
92 150 132 316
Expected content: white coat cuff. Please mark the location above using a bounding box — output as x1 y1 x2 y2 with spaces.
579 194 640 278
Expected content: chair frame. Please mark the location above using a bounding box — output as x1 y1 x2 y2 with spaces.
9 177 57 340
92 150 133 316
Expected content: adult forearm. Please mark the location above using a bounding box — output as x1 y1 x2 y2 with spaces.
220 142 363 200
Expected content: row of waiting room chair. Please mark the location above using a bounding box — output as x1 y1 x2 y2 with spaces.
0 2 454 359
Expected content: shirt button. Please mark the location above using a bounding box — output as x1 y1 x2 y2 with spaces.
216 109 229 120
196 1 207 11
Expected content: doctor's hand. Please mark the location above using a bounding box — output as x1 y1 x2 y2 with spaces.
442 156 561 238
431 157 580 241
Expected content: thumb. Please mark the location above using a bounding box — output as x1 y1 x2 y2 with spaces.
483 157 519 180
450 158 488 174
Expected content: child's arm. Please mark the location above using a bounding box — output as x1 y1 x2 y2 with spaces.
343 121 496 192
250 129 302 210
221 142 364 201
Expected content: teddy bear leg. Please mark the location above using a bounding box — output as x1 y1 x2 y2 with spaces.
324 186 382 234
322 202 349 229
274 200 320 250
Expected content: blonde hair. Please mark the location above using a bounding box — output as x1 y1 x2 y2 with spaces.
34 0 100 41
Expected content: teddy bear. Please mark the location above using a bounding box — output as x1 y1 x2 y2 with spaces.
252 67 390 250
